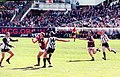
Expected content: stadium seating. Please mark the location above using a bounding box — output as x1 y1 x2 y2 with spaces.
0 1 119 28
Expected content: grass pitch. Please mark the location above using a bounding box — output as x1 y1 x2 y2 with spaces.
0 38 120 77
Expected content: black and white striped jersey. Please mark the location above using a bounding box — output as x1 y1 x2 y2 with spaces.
47 37 56 49
1 37 12 49
1 37 18 49
101 34 109 43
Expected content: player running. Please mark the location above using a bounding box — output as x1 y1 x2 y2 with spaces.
98 30 116 60
42 31 70 68
0 32 18 67
79 31 100 61
32 32 46 66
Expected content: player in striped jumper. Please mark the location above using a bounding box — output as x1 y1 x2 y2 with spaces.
98 30 116 60
42 31 70 68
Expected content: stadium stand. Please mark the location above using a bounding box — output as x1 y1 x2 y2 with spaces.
0 1 119 28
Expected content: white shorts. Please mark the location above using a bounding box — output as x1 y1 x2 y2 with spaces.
88 47 94 49
40 49 45 52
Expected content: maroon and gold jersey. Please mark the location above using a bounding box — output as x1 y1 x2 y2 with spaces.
36 36 45 49
87 36 95 47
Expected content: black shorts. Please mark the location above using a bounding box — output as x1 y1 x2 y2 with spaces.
102 42 109 47
88 42 95 47
1 49 10 52
46 48 55 54
72 33 76 36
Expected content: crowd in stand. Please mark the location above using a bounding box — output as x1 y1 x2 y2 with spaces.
0 1 120 28
0 1 28 27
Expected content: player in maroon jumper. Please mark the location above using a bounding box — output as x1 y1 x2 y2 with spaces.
79 31 100 61
71 27 77 42
32 32 46 66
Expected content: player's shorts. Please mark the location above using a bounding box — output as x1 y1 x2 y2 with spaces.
88 42 95 47
40 49 45 52
102 42 109 47
46 48 55 53
72 33 76 36
1 49 10 52
0 42 3 46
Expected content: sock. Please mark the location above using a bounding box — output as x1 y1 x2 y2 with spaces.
47 58 51 65
103 52 106 58
49 54 52 59
7 58 10 61
37 58 40 65
43 58 46 67
111 49 116 53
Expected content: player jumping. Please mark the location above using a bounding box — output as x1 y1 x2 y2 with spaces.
42 31 70 68
98 30 116 60
0 32 18 67
79 31 100 61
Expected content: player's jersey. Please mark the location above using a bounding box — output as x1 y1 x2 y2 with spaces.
87 36 93 41
1 37 11 49
47 37 56 49
87 36 95 47
101 34 109 43
36 36 45 49
72 27 76 33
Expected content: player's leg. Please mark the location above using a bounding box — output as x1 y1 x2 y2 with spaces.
42 51 48 68
0 52 5 66
88 48 94 61
46 53 52 67
107 47 116 54
102 46 106 60
6 50 14 64
34 51 44 66
93 48 101 54
73 35 76 42
105 43 116 54
92 48 96 54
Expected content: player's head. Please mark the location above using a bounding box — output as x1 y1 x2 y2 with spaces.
97 30 104 35
5 32 10 37
49 31 55 37
40 32 45 38
88 31 92 36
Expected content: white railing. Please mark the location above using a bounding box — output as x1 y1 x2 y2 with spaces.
31 3 71 11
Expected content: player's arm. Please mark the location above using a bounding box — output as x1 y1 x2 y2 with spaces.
3 38 13 48
79 38 87 40
32 38 38 43
56 38 70 42
10 38 18 42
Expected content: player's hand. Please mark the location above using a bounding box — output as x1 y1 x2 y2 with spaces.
12 46 15 48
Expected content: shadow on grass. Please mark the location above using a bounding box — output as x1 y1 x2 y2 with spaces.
67 59 110 62
67 59 92 62
12 66 41 71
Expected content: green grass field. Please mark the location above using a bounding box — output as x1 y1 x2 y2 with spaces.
0 38 120 77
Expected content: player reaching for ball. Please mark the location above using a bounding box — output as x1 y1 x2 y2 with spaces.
98 30 116 60
79 31 100 61
42 31 70 68
0 32 18 67
32 32 46 66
